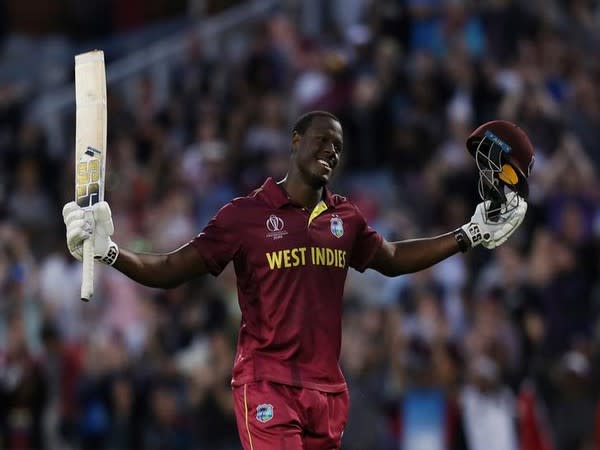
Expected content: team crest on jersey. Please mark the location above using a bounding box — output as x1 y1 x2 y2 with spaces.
256 404 274 423
330 216 344 238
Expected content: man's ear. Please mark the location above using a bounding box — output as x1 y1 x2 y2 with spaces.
291 131 301 153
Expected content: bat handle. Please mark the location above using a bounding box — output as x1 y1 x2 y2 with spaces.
81 237 94 302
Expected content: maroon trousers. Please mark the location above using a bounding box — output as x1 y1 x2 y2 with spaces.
233 381 349 449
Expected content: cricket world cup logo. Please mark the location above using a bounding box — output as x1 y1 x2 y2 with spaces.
266 214 287 240
266 215 284 232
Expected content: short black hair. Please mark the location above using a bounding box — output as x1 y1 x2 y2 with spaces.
292 110 340 135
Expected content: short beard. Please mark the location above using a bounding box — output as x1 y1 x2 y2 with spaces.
300 167 328 188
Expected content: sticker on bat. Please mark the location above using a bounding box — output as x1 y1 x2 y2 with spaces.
76 146 103 207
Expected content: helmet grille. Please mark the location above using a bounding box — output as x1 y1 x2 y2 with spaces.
473 131 523 223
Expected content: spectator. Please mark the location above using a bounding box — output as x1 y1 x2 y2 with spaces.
0 2 600 448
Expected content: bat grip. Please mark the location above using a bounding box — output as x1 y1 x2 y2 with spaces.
81 237 94 302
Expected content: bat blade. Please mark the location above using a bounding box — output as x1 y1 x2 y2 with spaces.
74 50 107 302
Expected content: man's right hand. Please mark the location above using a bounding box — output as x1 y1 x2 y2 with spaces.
62 201 119 265
460 191 527 250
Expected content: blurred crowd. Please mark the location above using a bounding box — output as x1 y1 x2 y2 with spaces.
1 0 600 449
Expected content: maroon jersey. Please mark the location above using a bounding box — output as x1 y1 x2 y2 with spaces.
191 178 383 392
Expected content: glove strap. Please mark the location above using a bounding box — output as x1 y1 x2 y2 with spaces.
95 242 119 266
454 228 471 253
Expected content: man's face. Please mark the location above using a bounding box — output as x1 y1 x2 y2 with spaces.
292 116 343 188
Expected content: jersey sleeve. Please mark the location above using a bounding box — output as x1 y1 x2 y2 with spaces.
190 201 241 276
349 204 384 272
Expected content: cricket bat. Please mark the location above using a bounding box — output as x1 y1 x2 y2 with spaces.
74 50 107 302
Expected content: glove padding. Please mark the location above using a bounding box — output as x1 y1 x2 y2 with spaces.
62 201 119 265
461 192 527 250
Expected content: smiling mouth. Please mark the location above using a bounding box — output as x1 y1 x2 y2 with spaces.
317 159 332 171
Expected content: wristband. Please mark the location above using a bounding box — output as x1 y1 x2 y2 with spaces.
454 228 470 253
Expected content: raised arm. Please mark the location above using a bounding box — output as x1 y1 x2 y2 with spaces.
63 201 210 289
368 232 461 276
368 192 528 277
113 244 208 289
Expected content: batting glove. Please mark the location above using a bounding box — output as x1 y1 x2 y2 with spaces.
62 201 119 265
459 192 527 250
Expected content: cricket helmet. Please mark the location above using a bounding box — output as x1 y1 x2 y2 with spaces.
466 120 534 221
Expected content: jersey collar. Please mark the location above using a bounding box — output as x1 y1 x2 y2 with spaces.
260 177 335 209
